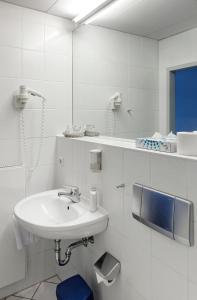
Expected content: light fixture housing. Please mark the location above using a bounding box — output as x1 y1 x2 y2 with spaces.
73 0 116 24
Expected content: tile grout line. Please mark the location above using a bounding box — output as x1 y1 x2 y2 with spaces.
13 296 31 300
5 275 60 300
31 282 41 300
56 274 62 283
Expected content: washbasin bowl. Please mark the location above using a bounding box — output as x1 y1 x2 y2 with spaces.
14 189 109 239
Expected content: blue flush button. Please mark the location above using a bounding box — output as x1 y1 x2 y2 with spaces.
141 187 174 238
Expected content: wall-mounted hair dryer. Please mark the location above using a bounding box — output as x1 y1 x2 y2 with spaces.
14 85 47 173
15 85 46 109
109 92 122 110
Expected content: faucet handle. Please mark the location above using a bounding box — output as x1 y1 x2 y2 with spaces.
63 185 80 195
71 186 81 197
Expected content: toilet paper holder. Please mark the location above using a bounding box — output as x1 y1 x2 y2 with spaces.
94 252 121 286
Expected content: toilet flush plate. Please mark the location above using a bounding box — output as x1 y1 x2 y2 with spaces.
132 183 194 246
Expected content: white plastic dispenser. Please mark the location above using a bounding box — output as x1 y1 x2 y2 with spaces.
89 187 98 212
90 149 102 172
177 131 197 156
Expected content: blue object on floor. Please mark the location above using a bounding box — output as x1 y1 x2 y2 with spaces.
56 275 94 300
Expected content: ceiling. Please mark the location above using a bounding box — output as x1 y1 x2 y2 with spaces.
2 0 197 39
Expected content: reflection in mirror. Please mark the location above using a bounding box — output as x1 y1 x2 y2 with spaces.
169 65 197 134
72 0 197 139
73 25 158 139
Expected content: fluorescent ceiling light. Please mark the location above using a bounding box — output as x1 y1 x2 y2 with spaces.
73 0 116 24
84 0 140 25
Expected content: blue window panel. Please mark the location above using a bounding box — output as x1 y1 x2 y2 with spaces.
174 66 197 133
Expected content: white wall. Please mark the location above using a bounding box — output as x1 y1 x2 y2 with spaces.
0 2 72 298
159 27 197 134
73 25 158 139
56 136 197 300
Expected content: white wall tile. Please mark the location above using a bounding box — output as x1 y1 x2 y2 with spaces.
25 137 56 168
0 113 21 141
151 230 188 276
45 25 72 55
152 257 187 300
74 56 128 88
128 35 142 67
55 137 74 188
189 281 197 300
45 53 71 82
45 14 73 30
23 109 58 138
0 1 21 17
128 88 158 111
54 107 72 134
22 20 44 51
74 25 129 65
0 167 26 289
188 223 197 284
26 164 55 196
43 81 72 109
22 7 46 25
0 78 21 141
141 38 158 69
128 66 157 90
123 149 151 250
122 239 151 300
71 140 88 196
123 283 146 300
0 47 21 78
0 15 21 48
101 146 124 232
186 160 197 221
22 50 44 80
93 225 124 262
0 139 21 167
150 154 187 197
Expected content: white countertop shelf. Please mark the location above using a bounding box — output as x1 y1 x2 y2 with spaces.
57 134 197 162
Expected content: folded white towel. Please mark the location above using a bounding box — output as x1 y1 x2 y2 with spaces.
13 215 38 250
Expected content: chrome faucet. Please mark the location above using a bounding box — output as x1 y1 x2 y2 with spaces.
58 185 81 203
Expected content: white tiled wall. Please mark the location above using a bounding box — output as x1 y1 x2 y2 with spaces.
0 1 72 298
56 136 197 300
0 1 72 168
73 25 158 138
159 27 197 134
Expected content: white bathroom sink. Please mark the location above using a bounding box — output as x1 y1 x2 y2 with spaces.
14 189 109 239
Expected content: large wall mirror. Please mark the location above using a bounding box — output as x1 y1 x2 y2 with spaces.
72 0 197 138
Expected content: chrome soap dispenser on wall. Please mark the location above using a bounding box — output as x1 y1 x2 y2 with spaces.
90 149 102 172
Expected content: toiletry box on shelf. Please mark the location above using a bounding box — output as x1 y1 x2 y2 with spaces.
136 137 177 153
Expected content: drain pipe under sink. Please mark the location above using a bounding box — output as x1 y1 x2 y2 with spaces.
54 236 94 266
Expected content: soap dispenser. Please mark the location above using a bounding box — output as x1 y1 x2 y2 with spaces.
89 187 98 212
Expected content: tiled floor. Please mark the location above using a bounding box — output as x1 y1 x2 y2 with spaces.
4 275 61 300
